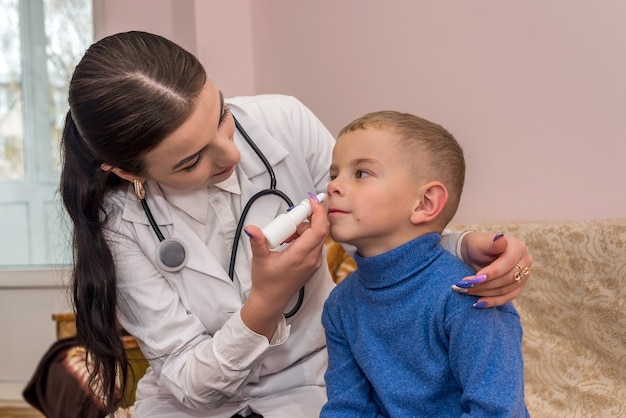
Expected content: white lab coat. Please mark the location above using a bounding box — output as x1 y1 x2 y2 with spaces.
105 95 336 417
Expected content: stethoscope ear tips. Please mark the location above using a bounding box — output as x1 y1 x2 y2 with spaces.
156 237 188 273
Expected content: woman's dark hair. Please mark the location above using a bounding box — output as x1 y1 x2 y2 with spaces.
59 31 206 411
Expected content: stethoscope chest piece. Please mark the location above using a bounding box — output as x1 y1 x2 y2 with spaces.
156 237 188 272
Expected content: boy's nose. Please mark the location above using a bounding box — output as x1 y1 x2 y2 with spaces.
327 178 343 195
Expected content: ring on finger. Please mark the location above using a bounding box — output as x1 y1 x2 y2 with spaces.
514 264 531 283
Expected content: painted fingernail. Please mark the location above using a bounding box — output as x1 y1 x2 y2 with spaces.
473 301 488 309
286 205 296 211
493 232 505 241
451 285 469 293
453 274 487 289
243 228 253 238
453 281 474 289
308 191 320 203
470 274 488 284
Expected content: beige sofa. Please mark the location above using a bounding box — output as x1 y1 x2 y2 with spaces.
450 219 626 417
328 218 626 417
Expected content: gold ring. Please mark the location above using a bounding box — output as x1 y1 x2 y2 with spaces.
513 264 531 283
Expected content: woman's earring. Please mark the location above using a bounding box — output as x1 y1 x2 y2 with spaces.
134 179 146 200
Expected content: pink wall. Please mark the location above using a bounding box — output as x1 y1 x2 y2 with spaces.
93 0 254 94
97 1 626 223
93 0 197 53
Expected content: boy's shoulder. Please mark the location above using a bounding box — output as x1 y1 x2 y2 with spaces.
431 247 477 288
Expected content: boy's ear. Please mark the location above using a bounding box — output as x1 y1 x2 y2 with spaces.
410 182 448 225
101 163 143 183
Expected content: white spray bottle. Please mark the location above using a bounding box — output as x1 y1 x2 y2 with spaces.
261 192 326 248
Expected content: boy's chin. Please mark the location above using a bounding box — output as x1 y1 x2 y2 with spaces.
329 229 352 245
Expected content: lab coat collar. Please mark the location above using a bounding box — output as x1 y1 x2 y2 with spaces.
159 170 241 224
120 181 185 239
121 180 171 226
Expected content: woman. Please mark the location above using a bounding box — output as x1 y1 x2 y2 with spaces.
60 31 532 418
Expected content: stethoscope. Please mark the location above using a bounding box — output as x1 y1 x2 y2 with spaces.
140 116 304 318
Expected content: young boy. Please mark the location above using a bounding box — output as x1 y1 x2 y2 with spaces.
321 111 529 417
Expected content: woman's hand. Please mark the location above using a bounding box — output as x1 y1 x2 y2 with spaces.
452 232 533 308
241 196 329 339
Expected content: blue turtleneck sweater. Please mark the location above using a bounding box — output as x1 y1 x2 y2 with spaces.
321 233 528 417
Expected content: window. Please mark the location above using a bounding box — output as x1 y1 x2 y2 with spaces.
0 0 93 266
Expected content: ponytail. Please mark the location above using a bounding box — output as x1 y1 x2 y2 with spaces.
59 111 128 412
58 30 208 411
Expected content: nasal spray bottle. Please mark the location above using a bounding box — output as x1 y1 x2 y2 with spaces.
261 192 326 249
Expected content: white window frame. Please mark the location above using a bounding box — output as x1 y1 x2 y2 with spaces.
0 0 92 267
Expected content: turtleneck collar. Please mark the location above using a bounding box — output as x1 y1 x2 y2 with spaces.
353 232 442 290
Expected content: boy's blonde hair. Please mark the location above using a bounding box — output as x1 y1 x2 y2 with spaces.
338 110 465 227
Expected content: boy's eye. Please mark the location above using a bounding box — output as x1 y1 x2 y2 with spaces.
355 170 370 179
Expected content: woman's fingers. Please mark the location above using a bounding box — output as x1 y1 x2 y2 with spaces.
453 232 533 308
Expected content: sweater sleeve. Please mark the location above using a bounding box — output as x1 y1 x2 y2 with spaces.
446 301 528 417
